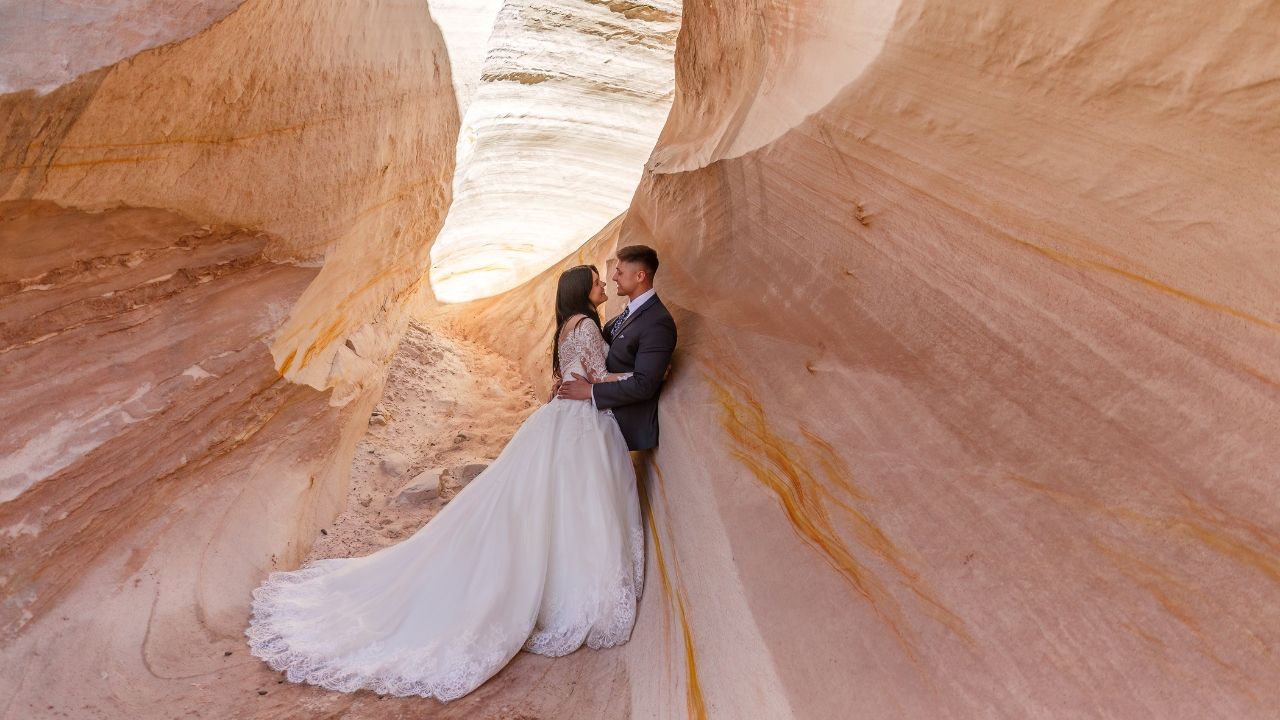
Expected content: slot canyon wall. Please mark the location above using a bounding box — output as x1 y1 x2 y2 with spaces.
1 0 1278 718
428 0 681 303
1 0 459 715
0 0 246 94
441 0 1280 717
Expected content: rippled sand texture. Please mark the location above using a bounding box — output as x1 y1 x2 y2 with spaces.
428 0 681 303
0 0 459 716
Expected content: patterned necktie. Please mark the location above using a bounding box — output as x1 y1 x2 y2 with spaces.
609 306 631 339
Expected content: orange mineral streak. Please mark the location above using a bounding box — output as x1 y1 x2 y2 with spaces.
639 460 708 720
1009 472 1280 680
0 155 163 171
282 263 432 373
800 427 970 643
708 365 969 660
1094 542 1238 672
988 225 1280 336
1007 473 1280 587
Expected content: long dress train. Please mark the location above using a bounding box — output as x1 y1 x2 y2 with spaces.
245 317 643 701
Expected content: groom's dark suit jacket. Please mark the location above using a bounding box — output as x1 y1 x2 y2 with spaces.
594 294 677 451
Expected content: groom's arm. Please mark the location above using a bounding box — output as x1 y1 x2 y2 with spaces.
592 319 676 410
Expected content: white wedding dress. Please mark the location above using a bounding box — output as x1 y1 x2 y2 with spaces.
245 317 643 701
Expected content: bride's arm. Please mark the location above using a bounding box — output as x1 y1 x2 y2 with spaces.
566 319 626 384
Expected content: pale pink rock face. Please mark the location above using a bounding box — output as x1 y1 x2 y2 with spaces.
0 0 462 716
4 0 1280 717
625 0 1280 716
446 0 1280 717
0 0 246 94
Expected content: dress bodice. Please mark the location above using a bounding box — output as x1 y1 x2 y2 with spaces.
559 317 629 383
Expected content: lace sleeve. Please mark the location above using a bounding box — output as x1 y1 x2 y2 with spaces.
561 318 630 384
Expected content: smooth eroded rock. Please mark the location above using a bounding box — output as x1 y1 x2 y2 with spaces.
394 470 442 507
427 0 680 302
437 0 1280 716
378 452 411 478
453 461 491 486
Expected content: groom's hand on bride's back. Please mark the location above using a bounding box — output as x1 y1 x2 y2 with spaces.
556 373 593 401
549 378 562 403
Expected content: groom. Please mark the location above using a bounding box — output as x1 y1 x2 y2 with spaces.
557 245 677 451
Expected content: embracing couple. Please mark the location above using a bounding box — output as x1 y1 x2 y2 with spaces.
246 245 677 701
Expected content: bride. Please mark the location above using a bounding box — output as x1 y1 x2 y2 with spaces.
245 265 644 701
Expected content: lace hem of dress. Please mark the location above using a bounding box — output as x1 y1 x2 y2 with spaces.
246 561 514 702
631 525 645 599
246 521 645 702
523 522 646 657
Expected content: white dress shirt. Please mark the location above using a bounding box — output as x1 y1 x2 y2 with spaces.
622 287 657 319
591 288 657 406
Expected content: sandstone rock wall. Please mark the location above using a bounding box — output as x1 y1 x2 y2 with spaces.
431 0 506 116
634 0 1280 715
4 0 1278 716
446 0 1280 716
427 0 680 303
0 0 245 94
0 1 458 715
1 0 459 394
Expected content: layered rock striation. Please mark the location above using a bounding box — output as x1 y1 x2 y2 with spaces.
0 0 458 716
627 0 1280 716
4 0 1279 717
444 0 1280 717
0 0 246 94
431 0 507 116
428 0 680 303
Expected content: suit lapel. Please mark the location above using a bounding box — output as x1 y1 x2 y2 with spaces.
612 294 657 339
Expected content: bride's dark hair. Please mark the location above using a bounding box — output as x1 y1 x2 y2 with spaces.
552 265 603 379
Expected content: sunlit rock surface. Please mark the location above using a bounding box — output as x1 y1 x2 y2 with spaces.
1 0 459 395
0 0 457 715
431 0 506 115
0 0 245 94
428 0 680 303
4 0 1279 716
444 0 1280 717
633 0 1280 716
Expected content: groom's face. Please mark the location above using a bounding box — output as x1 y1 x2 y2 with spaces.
612 260 645 297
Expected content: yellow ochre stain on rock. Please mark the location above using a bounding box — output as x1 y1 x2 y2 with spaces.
706 366 970 664
280 262 431 377
1008 472 1280 675
1093 541 1242 673
639 460 707 720
1007 472 1280 586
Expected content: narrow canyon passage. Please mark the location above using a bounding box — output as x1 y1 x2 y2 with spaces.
3 0 1280 718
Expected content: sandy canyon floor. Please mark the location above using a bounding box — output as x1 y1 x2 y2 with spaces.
58 322 631 720
307 321 538 563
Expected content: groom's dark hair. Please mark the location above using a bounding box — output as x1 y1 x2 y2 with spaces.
616 245 658 278
552 265 604 380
